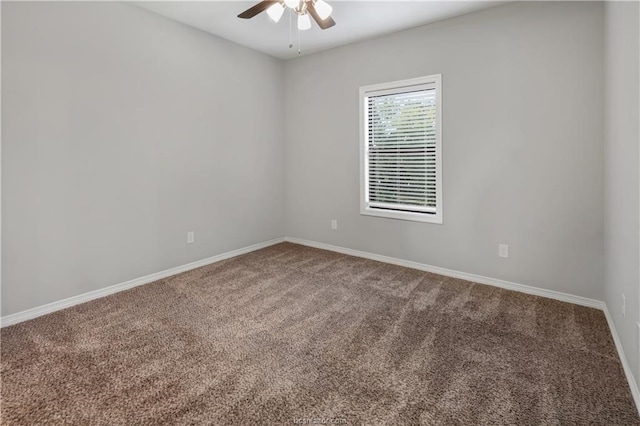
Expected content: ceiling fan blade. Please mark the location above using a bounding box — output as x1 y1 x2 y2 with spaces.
306 2 336 29
238 1 278 19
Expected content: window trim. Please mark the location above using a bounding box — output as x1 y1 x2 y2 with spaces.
359 74 443 224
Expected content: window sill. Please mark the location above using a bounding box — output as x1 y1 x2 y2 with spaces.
360 207 443 224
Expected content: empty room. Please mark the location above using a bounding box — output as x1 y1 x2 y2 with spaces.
1 0 639 424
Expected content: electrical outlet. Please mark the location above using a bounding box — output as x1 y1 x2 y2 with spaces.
331 219 338 230
622 293 626 318
498 244 509 258
187 231 195 244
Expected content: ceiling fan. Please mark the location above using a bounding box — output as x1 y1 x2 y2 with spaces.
238 0 336 30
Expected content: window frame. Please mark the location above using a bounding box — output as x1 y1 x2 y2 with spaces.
359 74 443 224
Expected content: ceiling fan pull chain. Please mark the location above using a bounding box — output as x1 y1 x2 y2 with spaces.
289 8 293 49
298 26 301 55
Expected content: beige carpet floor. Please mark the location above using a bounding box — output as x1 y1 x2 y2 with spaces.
1 242 639 425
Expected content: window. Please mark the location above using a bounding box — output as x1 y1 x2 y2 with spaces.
359 74 442 224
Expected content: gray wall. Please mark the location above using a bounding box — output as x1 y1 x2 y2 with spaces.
1 2 285 315
284 1 605 300
3 1 631 335
604 0 640 385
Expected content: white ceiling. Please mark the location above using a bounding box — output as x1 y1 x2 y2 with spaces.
136 1 502 59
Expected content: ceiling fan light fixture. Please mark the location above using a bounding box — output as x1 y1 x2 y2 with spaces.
237 0 336 32
284 0 300 9
266 2 285 22
297 13 311 30
314 0 333 20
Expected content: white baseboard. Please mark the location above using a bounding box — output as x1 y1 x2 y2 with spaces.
285 237 604 309
285 236 639 414
0 238 285 328
602 306 640 414
1 236 603 325
2 235 638 414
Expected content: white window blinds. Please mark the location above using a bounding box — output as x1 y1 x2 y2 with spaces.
360 75 442 223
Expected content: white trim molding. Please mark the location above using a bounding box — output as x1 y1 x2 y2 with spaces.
285 236 639 414
1 235 638 415
285 237 603 309
0 238 285 328
603 306 640 413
